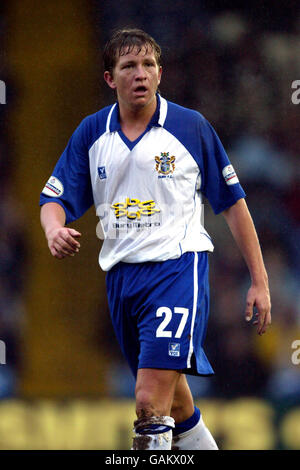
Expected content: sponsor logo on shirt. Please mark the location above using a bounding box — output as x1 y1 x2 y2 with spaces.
155 152 175 178
168 342 180 357
222 164 239 185
42 176 64 197
111 197 161 220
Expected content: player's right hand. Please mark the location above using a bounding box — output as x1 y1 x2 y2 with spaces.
46 227 82 259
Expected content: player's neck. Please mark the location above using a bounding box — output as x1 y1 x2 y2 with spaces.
118 95 157 134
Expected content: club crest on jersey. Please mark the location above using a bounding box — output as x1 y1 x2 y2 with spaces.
155 152 175 178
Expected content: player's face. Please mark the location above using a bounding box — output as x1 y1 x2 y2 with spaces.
104 45 162 111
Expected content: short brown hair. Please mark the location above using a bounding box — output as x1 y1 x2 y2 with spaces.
103 28 162 75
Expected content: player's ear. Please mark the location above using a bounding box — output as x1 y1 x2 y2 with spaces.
156 66 162 87
158 66 162 83
104 71 116 90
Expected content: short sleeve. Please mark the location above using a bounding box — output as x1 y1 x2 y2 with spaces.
39 117 94 224
199 118 246 214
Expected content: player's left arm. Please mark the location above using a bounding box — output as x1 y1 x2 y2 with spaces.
222 198 271 335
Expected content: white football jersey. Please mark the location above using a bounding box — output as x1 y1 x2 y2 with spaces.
40 95 245 271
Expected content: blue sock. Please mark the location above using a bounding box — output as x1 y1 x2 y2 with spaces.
173 406 201 437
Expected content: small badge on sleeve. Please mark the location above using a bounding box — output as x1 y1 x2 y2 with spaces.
42 176 64 197
98 166 107 180
222 165 239 185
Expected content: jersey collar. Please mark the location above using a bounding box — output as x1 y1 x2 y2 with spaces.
107 93 167 133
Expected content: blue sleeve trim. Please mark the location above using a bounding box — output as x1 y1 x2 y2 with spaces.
213 193 245 215
39 107 111 224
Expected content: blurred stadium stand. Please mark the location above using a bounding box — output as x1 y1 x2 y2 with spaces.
0 0 299 449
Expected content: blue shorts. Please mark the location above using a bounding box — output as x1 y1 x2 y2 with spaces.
105 252 214 378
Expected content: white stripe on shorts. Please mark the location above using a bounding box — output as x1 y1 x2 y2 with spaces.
187 252 198 368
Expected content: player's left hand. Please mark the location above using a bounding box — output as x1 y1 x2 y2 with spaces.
245 283 271 335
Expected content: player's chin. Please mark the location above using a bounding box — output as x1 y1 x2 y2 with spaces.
134 96 156 111
131 94 149 105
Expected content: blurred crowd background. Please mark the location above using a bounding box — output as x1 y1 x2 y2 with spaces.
0 0 299 449
0 2 27 398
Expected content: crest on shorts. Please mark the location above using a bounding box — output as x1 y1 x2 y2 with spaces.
155 152 175 176
168 342 180 357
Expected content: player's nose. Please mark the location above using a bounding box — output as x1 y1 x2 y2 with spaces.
135 64 147 80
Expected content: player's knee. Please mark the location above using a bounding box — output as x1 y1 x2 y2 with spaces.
135 387 169 418
135 390 158 418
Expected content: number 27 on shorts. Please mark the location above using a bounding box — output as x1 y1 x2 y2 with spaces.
156 306 189 338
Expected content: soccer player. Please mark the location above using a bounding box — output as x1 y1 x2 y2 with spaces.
40 28 271 450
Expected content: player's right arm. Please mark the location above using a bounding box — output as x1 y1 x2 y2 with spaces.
40 202 81 259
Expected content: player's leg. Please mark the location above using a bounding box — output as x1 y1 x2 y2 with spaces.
170 373 195 422
171 374 218 450
106 253 216 450
132 367 180 450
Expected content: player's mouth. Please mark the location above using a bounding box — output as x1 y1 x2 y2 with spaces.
133 85 148 95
